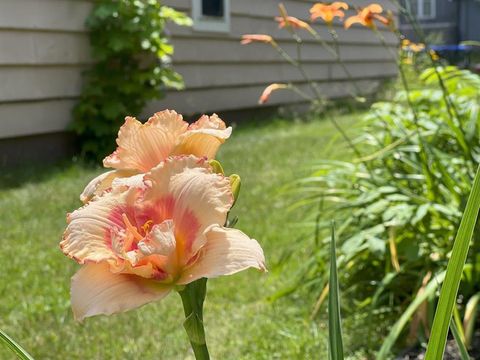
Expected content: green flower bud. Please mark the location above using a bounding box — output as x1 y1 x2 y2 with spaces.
209 159 224 175
229 174 241 205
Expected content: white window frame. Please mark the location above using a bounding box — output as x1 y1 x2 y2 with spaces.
192 0 231 33
415 0 436 20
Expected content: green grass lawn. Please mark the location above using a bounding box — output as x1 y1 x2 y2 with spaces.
0 114 364 359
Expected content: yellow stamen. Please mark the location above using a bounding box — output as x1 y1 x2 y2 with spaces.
141 220 154 235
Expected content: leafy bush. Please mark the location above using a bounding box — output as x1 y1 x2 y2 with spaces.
292 67 480 349
72 0 191 159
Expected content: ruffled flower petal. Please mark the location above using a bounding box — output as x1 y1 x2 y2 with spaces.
178 225 266 284
103 110 188 172
344 15 364 28
71 263 171 321
174 115 232 159
142 156 233 263
366 3 383 13
61 186 137 264
80 169 138 203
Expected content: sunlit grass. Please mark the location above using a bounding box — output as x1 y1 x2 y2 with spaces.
0 114 363 359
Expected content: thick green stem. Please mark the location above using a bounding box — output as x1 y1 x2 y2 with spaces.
178 278 210 360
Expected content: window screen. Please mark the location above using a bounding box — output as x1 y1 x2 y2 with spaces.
422 0 433 17
202 0 224 17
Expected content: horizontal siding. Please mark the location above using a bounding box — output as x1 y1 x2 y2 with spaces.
164 0 398 18
0 100 76 138
145 78 385 115
0 0 92 32
330 62 397 79
0 0 92 138
0 67 84 102
176 62 397 89
0 0 398 139
0 31 91 65
173 38 394 63
169 15 398 46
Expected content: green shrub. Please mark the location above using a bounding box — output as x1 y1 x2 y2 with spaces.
292 67 480 349
72 0 191 160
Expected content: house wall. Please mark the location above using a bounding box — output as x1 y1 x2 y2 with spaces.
400 0 480 45
0 0 398 165
399 0 459 44
460 0 480 42
148 0 398 115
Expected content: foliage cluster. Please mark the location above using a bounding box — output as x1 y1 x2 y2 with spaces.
293 66 480 353
72 0 191 159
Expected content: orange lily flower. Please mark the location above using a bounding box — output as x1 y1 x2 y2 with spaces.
409 43 425 53
81 110 231 203
344 4 390 29
310 2 349 24
275 15 310 30
240 34 274 45
259 83 288 104
61 156 266 321
401 39 411 48
401 39 425 53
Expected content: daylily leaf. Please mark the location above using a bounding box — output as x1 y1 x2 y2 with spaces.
0 329 35 360
328 223 344 360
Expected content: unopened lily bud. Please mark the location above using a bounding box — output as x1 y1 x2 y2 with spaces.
259 83 288 104
209 159 225 175
386 10 396 31
229 174 241 204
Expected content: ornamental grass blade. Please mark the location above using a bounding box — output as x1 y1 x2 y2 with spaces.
328 222 344 360
377 271 446 360
425 165 480 360
0 329 34 360
450 319 471 360
463 293 480 348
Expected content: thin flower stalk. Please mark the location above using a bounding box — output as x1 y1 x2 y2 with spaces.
322 17 435 196
369 27 441 199
392 0 470 160
375 27 473 191
276 5 323 99
276 5 366 160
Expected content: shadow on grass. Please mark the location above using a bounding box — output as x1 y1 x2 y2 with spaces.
0 158 97 191
0 107 359 191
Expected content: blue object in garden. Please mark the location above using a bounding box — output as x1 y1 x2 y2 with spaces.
429 44 475 67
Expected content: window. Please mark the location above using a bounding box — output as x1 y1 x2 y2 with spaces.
407 0 436 20
192 0 230 33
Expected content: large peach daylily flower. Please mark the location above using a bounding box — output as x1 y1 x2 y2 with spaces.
81 110 232 203
344 4 390 29
61 155 266 321
310 2 349 24
240 34 274 45
275 15 310 30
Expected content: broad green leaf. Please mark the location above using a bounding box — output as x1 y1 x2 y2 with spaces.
160 6 193 26
328 223 344 360
425 165 480 360
0 329 35 360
